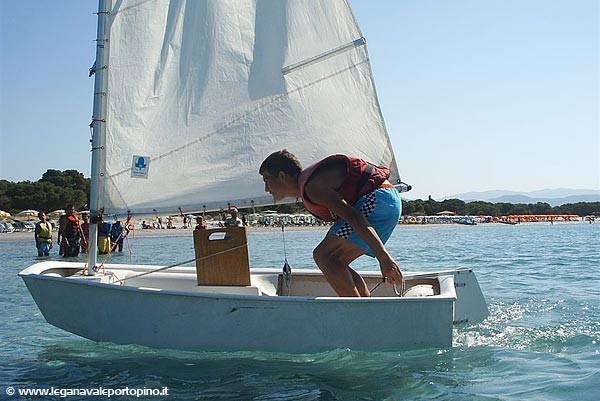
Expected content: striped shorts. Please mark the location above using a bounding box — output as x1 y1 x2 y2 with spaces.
328 187 401 257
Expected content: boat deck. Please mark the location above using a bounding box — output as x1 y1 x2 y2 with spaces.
27 262 443 299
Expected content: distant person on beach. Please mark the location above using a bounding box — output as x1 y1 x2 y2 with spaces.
259 150 402 297
225 208 243 227
34 211 53 257
195 216 207 230
80 213 90 253
58 205 81 257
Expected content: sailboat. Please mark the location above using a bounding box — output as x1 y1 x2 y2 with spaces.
20 0 488 353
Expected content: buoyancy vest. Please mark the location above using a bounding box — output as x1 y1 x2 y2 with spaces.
36 221 53 241
298 154 391 222
65 214 81 239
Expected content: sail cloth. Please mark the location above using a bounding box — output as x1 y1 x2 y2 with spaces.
99 0 399 215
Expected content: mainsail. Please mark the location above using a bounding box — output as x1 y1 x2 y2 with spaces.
97 0 399 215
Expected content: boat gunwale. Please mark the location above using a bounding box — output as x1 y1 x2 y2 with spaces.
19 261 458 304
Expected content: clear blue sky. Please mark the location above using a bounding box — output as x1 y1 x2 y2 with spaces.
1 0 598 200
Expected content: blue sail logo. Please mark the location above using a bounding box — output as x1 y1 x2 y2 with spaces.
131 155 150 178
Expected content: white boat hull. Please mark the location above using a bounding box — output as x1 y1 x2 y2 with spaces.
20 262 487 353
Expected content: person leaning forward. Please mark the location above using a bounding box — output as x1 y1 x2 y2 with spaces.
259 150 403 297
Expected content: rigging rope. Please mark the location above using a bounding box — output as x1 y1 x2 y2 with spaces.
118 244 248 283
369 277 406 297
281 223 292 295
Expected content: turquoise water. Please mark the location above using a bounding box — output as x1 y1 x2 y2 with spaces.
1 223 599 400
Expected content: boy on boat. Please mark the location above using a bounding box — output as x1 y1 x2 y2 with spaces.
259 150 403 297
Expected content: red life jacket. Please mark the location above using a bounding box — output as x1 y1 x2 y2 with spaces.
65 214 81 238
298 154 391 222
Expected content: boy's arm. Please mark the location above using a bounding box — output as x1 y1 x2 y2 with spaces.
305 178 402 284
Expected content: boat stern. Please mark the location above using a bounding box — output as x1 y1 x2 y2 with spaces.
451 268 489 325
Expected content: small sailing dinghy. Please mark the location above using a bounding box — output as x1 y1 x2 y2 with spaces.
20 0 488 353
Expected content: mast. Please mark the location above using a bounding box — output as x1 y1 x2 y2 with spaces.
88 0 110 275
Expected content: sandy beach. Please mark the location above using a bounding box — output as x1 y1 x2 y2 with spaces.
1 220 588 242
0 224 331 242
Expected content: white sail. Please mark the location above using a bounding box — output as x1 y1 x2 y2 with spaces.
100 0 399 215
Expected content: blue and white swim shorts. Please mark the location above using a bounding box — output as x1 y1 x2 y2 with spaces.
328 186 402 257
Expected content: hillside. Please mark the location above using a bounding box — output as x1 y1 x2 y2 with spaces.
444 189 600 206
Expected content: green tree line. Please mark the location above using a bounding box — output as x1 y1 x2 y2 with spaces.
246 197 600 217
401 198 599 217
1 170 598 217
0 170 90 214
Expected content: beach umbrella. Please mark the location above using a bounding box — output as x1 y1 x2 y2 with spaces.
436 210 455 216
0 210 11 218
15 209 39 221
48 209 66 219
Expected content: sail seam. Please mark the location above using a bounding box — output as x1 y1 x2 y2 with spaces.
282 37 366 75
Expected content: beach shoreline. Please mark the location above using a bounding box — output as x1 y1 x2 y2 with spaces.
0 220 589 242
0 224 330 242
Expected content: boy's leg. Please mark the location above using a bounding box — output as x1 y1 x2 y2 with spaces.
313 234 368 297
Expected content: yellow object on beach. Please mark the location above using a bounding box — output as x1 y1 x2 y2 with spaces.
15 210 38 220
48 209 66 219
98 236 111 254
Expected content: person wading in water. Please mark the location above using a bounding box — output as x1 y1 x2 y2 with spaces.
58 205 81 257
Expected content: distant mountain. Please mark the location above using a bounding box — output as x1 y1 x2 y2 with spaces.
444 189 600 206
486 194 600 206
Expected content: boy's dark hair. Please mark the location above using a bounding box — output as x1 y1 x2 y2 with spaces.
259 149 302 177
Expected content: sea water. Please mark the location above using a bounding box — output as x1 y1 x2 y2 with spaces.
0 223 598 400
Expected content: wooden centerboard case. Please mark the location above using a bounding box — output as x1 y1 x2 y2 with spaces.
193 227 251 286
